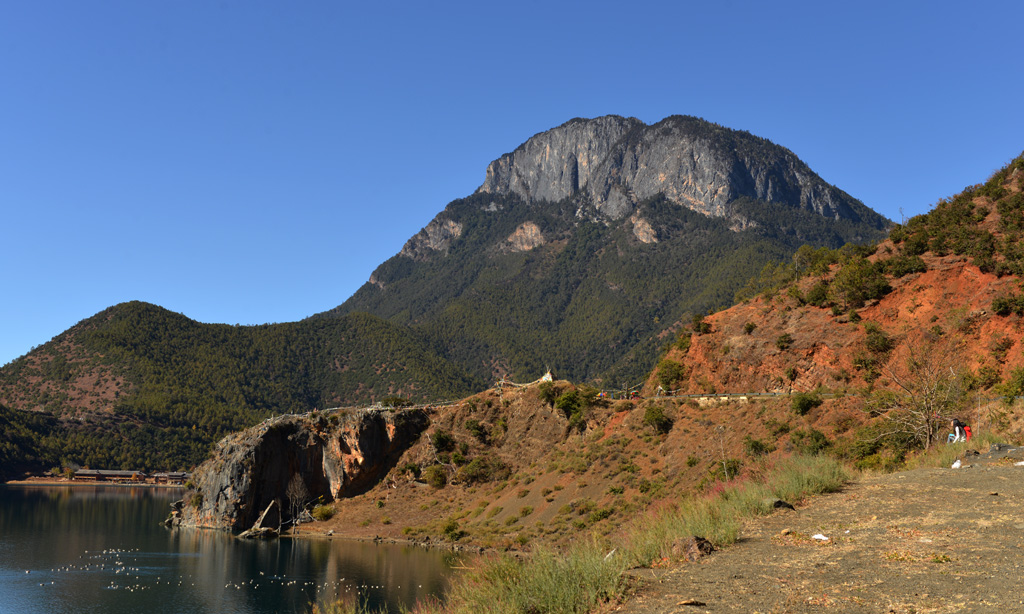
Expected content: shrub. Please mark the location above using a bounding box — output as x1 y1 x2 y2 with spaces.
457 455 510 484
743 322 757 335
571 498 597 515
829 256 891 308
642 405 673 434
791 428 831 455
431 429 456 452
657 359 687 389
864 322 892 354
700 459 742 488
743 435 776 457
805 281 830 307
883 254 927 277
992 293 1024 316
764 418 791 437
399 462 421 479
555 390 581 417
692 314 712 335
464 419 489 444
312 504 336 521
442 518 465 541
424 465 447 488
791 392 823 416
537 381 558 405
775 333 794 350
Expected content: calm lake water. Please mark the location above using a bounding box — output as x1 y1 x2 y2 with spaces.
0 485 455 614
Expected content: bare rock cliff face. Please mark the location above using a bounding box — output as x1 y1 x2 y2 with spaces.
477 115 871 224
175 408 428 531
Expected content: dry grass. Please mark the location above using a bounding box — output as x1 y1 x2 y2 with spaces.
311 454 850 614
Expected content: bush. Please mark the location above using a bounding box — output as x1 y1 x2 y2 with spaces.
642 405 674 434
992 293 1024 316
743 322 757 335
805 281 830 307
791 428 831 455
775 334 794 350
423 465 447 488
431 429 456 452
657 359 687 389
864 322 892 354
883 254 927 277
828 256 891 308
442 518 464 541
555 390 581 417
743 435 776 457
537 381 558 405
457 455 510 484
692 314 712 335
312 504 336 521
464 419 489 444
791 392 823 416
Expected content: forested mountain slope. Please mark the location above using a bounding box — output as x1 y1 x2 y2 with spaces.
0 302 482 475
323 115 890 385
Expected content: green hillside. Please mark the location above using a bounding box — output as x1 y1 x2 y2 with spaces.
0 301 483 474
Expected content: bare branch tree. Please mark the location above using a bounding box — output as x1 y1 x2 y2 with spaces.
285 473 310 523
868 337 967 449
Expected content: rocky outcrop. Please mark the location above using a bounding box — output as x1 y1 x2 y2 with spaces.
630 214 658 244
478 115 883 227
506 222 546 252
174 408 429 531
400 218 463 260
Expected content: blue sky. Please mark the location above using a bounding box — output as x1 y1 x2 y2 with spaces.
2 1 1022 366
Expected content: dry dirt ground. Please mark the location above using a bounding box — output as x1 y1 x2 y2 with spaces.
616 447 1024 614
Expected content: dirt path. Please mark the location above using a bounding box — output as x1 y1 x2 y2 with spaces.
617 449 1024 613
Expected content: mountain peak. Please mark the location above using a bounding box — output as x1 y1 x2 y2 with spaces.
477 115 884 228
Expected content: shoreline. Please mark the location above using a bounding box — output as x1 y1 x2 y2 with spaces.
5 477 185 489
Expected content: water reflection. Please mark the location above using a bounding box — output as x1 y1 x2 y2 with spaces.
0 485 453 614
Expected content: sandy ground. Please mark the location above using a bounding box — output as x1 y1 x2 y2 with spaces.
615 448 1024 614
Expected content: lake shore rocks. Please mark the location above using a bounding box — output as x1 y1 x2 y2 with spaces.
173 408 429 531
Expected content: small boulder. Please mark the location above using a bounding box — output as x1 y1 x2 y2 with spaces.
671 535 715 562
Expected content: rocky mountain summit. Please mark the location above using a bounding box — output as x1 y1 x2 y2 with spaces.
329 115 890 385
477 115 881 225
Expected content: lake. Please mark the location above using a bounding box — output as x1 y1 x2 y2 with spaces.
0 485 455 614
